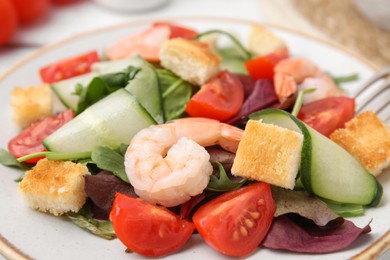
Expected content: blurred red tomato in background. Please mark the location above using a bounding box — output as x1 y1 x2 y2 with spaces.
10 0 50 24
0 0 18 45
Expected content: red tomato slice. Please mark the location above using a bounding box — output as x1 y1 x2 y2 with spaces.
297 97 355 137
39 50 99 83
8 109 74 163
185 71 244 121
192 182 275 257
153 22 198 39
110 193 195 257
245 47 289 80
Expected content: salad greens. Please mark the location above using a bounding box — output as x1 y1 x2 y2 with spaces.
156 68 193 121
207 161 247 192
197 30 253 75
91 146 129 183
0 148 26 170
67 203 116 240
75 66 141 114
0 22 381 259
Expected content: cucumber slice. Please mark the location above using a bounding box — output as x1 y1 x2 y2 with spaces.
250 108 382 206
92 56 164 123
307 126 382 206
124 56 164 124
43 88 156 153
51 72 98 111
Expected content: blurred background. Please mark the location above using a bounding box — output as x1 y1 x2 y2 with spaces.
0 0 389 74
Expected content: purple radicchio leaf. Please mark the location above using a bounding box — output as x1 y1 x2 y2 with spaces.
84 171 136 220
235 74 255 99
207 146 236 173
262 214 371 253
226 79 280 126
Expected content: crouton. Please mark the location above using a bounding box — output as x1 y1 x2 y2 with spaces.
18 158 90 216
231 120 303 189
247 24 287 56
159 38 221 85
330 111 390 176
11 84 52 128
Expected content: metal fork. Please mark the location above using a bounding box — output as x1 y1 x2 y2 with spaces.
353 66 390 123
350 66 390 258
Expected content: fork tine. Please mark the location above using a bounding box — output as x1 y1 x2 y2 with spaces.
354 66 390 98
355 79 390 113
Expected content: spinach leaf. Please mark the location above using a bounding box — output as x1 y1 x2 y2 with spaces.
91 146 129 183
67 203 116 240
0 148 26 170
207 161 246 192
76 66 141 114
156 69 193 121
119 143 129 156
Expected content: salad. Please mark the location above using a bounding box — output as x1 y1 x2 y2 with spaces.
0 19 389 259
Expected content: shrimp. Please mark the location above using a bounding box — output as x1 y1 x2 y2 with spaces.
105 25 170 62
124 117 243 207
274 57 344 104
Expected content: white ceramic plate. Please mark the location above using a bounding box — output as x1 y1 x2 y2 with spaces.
0 17 389 260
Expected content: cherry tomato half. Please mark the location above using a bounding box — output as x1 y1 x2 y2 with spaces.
297 97 355 137
39 50 99 83
153 21 198 39
193 182 275 257
8 109 74 163
110 193 195 257
244 47 289 80
10 0 50 24
0 0 18 46
185 71 244 121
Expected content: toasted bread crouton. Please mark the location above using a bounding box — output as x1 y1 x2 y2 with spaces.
231 120 303 189
18 158 90 216
11 84 52 128
159 38 221 85
330 111 390 176
247 24 287 56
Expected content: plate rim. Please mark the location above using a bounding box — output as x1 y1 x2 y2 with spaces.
0 15 380 84
0 15 383 260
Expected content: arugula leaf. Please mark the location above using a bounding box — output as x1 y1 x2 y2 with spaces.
207 161 247 192
196 30 253 60
17 151 91 163
328 72 359 88
156 69 192 121
0 148 26 169
91 146 129 183
291 88 316 117
67 203 116 240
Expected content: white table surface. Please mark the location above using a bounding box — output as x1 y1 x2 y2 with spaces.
1 0 389 259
